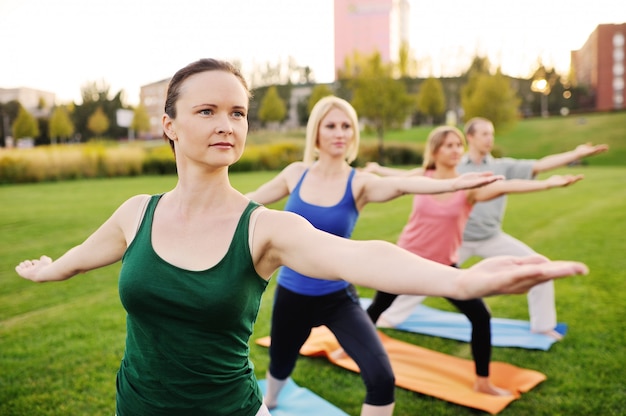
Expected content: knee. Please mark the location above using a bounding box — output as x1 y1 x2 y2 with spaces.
268 356 296 380
363 365 396 406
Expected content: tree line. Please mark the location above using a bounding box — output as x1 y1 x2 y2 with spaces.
0 52 593 149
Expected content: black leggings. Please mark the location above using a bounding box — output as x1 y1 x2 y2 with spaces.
366 273 492 377
269 284 395 406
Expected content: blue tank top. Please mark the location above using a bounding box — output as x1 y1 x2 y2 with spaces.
277 168 359 295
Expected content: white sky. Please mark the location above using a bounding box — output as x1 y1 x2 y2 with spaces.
1 0 625 105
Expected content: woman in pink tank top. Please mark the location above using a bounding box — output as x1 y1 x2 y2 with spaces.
366 125 584 396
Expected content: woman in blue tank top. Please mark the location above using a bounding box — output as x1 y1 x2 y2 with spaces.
246 96 524 415
15 62 587 416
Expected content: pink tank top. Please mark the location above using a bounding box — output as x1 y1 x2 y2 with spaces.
396 174 472 265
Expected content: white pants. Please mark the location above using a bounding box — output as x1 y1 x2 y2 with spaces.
457 232 556 332
379 232 557 332
377 294 427 327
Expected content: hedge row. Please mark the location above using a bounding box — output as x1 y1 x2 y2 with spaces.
0 141 424 184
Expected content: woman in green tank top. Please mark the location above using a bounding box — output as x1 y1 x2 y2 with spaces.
15 59 588 416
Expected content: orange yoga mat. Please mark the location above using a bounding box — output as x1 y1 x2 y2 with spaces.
256 326 547 414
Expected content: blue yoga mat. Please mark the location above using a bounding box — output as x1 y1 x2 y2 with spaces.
360 298 567 351
257 378 348 416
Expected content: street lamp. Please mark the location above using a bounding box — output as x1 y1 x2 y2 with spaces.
531 78 550 117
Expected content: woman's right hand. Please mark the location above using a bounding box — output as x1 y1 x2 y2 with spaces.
545 174 584 188
16 255 53 282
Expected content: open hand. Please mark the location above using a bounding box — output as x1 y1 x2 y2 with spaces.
453 171 504 190
458 255 588 298
546 174 585 188
575 143 609 158
16 255 52 282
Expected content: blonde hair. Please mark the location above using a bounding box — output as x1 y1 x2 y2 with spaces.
303 96 360 164
422 126 466 170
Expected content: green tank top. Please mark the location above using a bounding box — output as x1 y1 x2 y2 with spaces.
116 194 267 416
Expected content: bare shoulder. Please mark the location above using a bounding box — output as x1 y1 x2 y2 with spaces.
117 194 152 215
276 162 311 189
352 169 382 193
282 161 309 178
112 194 153 232
253 207 311 236
354 169 380 182
249 207 315 278
252 207 316 247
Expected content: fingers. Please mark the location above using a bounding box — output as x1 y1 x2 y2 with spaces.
503 260 589 294
16 259 35 270
536 261 589 277
15 255 52 278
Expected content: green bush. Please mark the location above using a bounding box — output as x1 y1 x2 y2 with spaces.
356 142 424 167
0 141 421 184
143 145 177 175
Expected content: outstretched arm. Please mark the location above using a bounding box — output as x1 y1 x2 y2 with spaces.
532 143 609 174
360 171 503 204
252 209 588 299
363 161 425 177
470 174 584 203
245 162 303 205
15 195 145 282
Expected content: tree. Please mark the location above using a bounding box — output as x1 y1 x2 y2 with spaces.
343 51 413 161
12 107 40 139
257 85 286 126
529 62 562 116
247 56 313 88
48 105 75 144
37 96 47 110
396 40 417 78
464 55 492 77
307 84 334 115
461 70 520 130
87 106 110 137
73 80 126 140
416 77 446 124
131 103 151 138
0 100 21 146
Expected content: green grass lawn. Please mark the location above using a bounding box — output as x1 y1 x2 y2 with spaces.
344 111 626 167
1 164 625 415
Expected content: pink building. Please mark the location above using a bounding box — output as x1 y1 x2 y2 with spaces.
334 0 409 77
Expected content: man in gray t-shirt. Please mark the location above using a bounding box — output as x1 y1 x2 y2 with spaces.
457 117 608 338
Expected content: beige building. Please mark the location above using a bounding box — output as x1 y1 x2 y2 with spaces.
139 78 170 138
0 87 56 117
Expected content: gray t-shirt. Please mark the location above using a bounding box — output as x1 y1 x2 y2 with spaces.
457 154 535 241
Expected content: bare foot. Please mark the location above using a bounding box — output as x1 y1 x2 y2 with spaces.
329 347 349 360
534 329 563 340
474 377 513 396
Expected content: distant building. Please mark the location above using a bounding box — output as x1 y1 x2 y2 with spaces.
139 78 169 138
571 23 626 111
0 87 56 117
333 0 410 77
